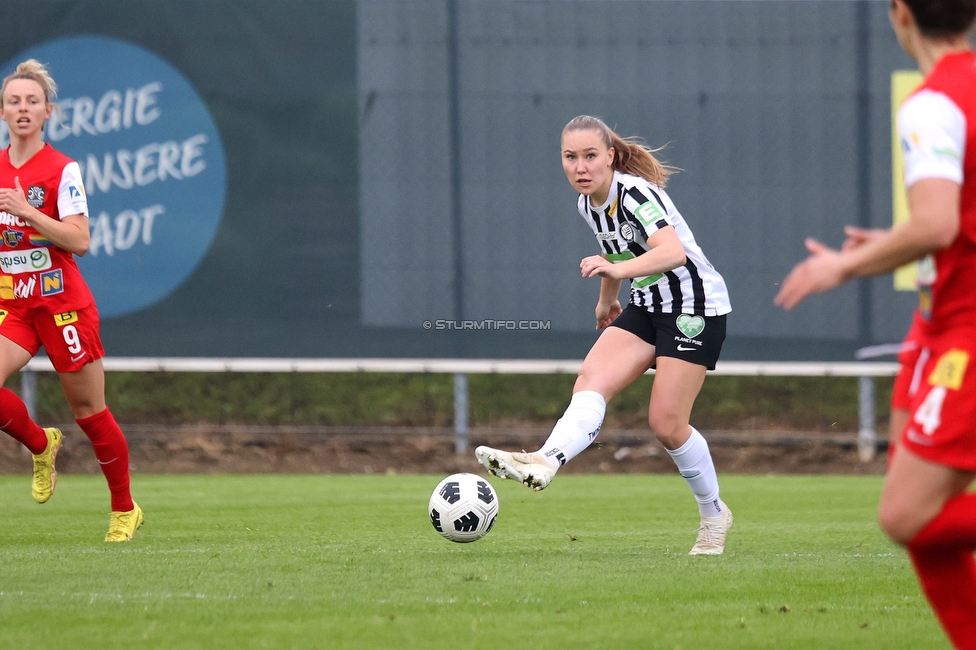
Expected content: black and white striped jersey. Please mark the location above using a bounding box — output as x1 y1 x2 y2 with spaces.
577 171 732 316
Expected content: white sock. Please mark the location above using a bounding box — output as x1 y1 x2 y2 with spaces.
537 390 606 468
665 427 723 518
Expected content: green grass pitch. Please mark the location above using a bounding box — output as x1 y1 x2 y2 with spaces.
0 473 946 649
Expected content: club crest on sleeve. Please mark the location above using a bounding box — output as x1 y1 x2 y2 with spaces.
26 186 45 209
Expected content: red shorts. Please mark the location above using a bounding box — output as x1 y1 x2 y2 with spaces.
0 303 105 373
900 334 976 471
892 333 923 411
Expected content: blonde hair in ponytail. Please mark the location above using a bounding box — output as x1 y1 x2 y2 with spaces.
562 115 677 188
1 59 58 107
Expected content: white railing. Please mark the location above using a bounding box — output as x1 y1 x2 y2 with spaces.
19 357 899 461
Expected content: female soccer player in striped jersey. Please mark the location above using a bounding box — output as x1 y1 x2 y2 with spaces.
477 115 734 555
777 0 976 644
0 60 142 542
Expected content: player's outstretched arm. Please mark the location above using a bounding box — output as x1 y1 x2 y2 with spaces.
775 177 960 311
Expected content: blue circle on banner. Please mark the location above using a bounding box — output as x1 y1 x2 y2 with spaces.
0 35 226 318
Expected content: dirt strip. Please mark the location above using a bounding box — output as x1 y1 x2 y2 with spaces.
0 425 889 477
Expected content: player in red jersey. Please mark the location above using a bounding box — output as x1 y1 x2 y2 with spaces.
776 1 976 645
0 60 142 542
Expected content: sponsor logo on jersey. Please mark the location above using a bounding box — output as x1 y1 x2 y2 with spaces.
596 232 615 241
0 276 12 299
619 222 636 243
26 186 45 209
632 273 663 289
933 146 961 161
0 248 52 274
901 132 920 155
54 311 78 326
928 349 969 391
14 276 35 298
0 212 28 228
2 229 23 247
918 287 933 321
0 309 7 325
40 269 64 296
68 184 85 199
635 200 665 228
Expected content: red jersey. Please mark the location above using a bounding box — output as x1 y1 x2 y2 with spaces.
898 52 976 338
0 143 94 313
898 52 976 470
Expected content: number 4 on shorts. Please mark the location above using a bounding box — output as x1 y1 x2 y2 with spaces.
914 385 947 436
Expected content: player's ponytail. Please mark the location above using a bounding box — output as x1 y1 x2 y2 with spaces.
1 59 58 107
563 115 677 188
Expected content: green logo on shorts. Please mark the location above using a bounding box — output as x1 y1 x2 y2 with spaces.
676 314 705 338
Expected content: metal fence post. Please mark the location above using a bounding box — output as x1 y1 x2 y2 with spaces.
20 369 37 421
857 375 876 462
454 372 469 454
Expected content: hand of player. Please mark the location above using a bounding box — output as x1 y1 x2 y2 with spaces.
595 300 622 330
774 238 851 310
0 177 32 220
841 226 887 252
580 254 619 280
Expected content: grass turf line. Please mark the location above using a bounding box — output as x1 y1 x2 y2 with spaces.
0 474 944 649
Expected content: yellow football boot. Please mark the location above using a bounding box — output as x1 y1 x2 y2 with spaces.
105 502 145 542
31 428 63 504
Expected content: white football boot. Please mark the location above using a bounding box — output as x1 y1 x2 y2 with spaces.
689 500 733 555
475 446 556 491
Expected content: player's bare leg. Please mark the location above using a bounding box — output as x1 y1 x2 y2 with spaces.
477 328 654 490
0 335 61 502
651 356 732 555
878 448 973 546
880 448 976 647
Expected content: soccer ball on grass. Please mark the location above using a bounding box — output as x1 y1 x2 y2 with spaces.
428 473 499 543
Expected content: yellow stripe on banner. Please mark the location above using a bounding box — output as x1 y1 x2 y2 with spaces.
892 70 924 291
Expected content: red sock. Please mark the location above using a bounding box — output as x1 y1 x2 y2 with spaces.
908 547 976 650
0 387 47 454
907 494 976 650
77 407 133 512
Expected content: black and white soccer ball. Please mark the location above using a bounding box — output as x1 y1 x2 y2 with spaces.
428 473 499 543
